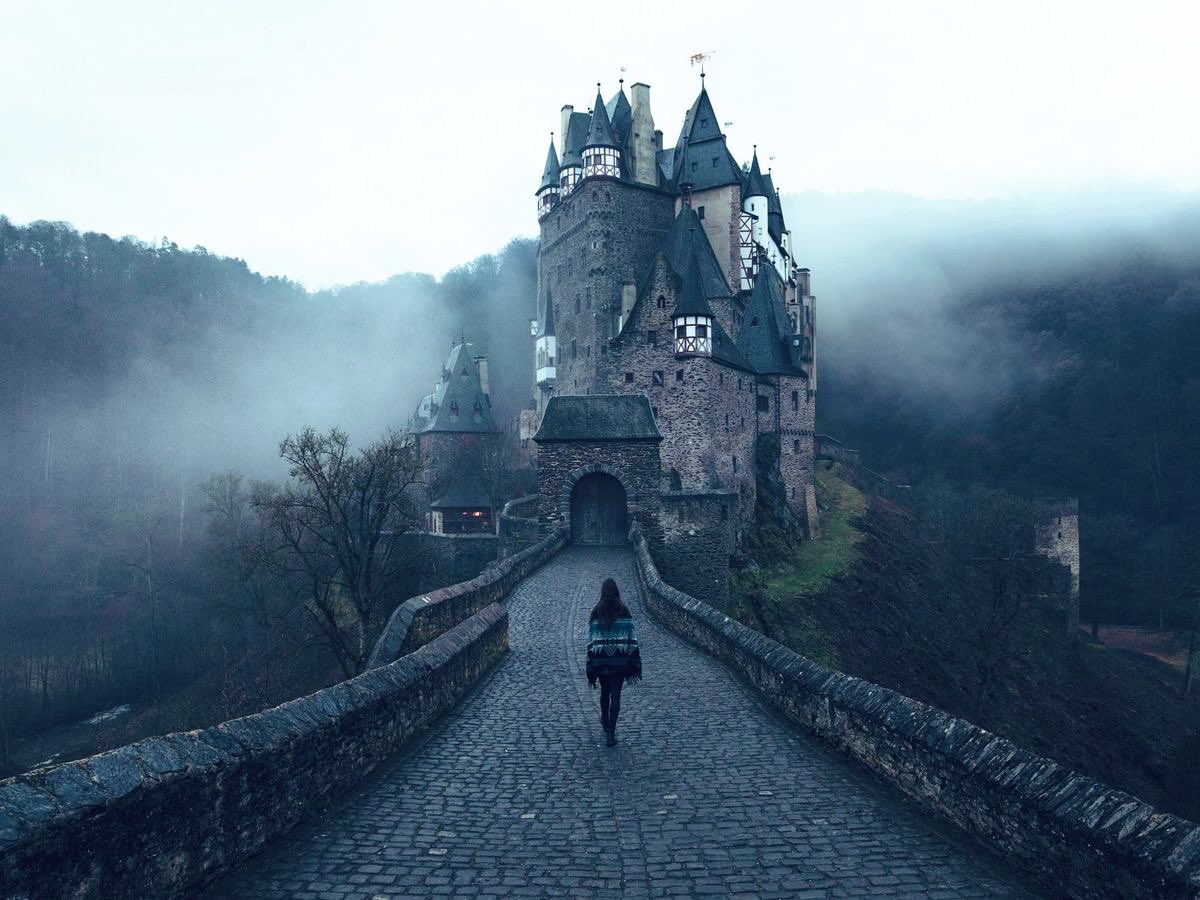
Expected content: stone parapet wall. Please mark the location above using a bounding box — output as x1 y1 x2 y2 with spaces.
498 495 541 560
629 525 1200 898
0 605 510 900
368 527 567 668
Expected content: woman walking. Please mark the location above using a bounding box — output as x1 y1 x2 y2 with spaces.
587 578 641 747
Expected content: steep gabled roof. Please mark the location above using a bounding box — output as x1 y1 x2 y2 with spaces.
584 88 617 148
660 205 731 300
736 268 805 376
670 86 741 191
745 149 769 199
430 468 491 509
537 292 556 338
560 111 591 168
763 171 786 243
675 87 723 148
413 342 496 434
606 87 631 145
673 253 755 373
534 394 662 442
539 139 560 192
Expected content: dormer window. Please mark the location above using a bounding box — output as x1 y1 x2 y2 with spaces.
449 400 459 416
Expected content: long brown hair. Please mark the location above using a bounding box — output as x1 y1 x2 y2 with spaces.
590 578 629 627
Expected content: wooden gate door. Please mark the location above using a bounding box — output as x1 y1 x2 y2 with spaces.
570 473 629 545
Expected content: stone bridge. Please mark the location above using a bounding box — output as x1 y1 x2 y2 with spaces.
3 540 1199 898
206 546 1029 899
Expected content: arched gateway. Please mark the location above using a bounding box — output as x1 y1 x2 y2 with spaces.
532 394 663 547
569 472 628 545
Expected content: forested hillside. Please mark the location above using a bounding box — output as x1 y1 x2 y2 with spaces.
0 217 535 775
818 227 1200 628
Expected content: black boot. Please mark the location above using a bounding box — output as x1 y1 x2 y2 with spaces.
606 726 617 747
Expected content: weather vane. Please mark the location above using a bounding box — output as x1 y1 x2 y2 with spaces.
690 51 715 76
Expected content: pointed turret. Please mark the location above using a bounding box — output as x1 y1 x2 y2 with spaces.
536 293 557 387
671 83 741 191
736 268 804 376
585 87 617 148
559 110 589 195
582 85 621 180
745 148 770 200
537 137 561 218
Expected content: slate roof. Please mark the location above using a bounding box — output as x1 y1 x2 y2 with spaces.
560 111 591 168
745 150 769 198
660 205 731 301
584 89 617 148
430 470 492 510
671 87 742 191
736 268 806 376
412 342 496 434
537 292 556 338
606 88 631 145
534 394 662 442
763 172 786 243
539 139 560 192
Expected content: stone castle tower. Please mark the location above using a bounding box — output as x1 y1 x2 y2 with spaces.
521 76 818 541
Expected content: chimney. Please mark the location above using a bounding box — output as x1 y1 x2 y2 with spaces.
629 83 658 186
474 356 490 401
560 105 574 150
654 129 663 152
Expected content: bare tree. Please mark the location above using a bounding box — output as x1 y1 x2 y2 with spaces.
253 428 425 677
460 424 525 526
949 488 1037 715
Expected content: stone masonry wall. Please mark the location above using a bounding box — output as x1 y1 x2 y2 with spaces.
368 527 567 667
629 525 1200 898
778 373 817 535
538 179 675 396
498 495 541 560
0 605 510 900
535 440 662 551
658 491 736 608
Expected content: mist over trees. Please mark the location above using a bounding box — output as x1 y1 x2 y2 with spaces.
0 217 534 774
2 185 1199 774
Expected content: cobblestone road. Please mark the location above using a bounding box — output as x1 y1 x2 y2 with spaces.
204 546 1040 899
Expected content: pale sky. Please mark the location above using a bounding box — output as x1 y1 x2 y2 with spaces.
2 0 1197 287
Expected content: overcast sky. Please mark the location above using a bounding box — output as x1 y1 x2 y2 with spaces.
2 0 1197 287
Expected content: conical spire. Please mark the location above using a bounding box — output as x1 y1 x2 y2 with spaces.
539 137 560 191
584 86 617 148
673 243 717 319
745 147 769 198
736 268 800 375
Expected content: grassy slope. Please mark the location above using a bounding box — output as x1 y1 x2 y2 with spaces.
730 461 1200 822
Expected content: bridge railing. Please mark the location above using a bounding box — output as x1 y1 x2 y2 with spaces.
629 524 1200 898
0 606 508 899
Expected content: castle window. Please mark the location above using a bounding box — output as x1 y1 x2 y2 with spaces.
691 161 698 172
449 400 459 416
576 297 581 312
712 157 718 167
751 316 759 326
676 369 684 382
721 506 728 521
697 206 705 220
656 295 666 309
792 390 799 411
572 339 577 360
647 330 657 347
652 370 664 386
732 456 738 473
794 439 800 454
756 395 769 412
740 416 745 428
624 372 634 384
586 346 591 358
719 373 724 385
738 378 742 390
652 405 658 417
725 413 729 427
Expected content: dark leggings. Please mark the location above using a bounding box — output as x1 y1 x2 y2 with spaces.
599 673 624 730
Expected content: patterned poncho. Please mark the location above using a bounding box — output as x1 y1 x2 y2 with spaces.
586 615 642 683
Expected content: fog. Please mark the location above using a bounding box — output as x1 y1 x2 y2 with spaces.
787 184 1200 427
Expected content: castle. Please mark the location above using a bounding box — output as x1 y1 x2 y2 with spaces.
517 75 819 594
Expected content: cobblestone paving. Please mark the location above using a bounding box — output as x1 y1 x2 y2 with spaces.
204 546 1041 899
